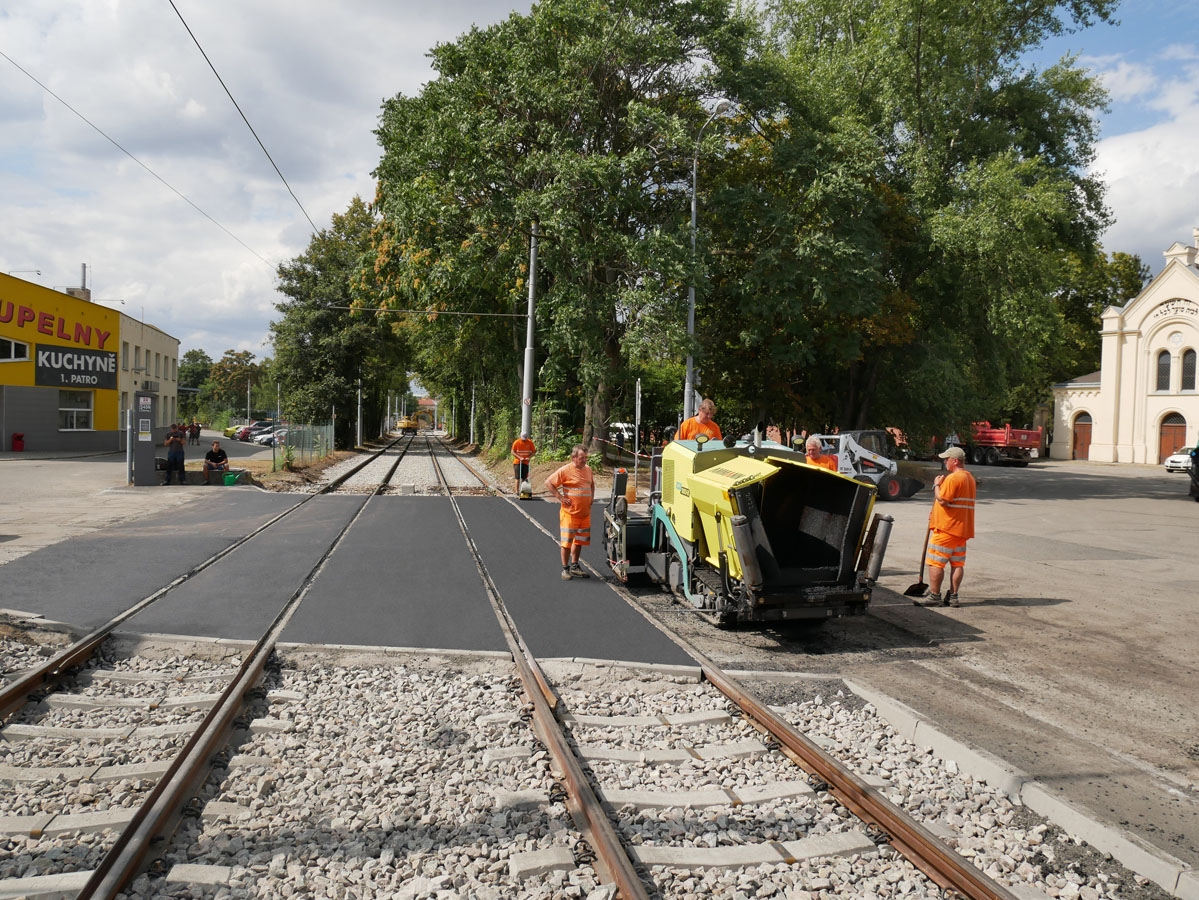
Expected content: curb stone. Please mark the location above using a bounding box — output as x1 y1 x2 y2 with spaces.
843 678 1194 898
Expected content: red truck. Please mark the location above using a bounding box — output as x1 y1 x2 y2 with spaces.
962 422 1042 466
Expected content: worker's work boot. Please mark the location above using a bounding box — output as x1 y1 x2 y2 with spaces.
915 591 942 607
946 592 960 607
561 567 572 581
569 562 590 579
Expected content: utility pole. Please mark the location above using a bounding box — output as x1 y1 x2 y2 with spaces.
520 221 538 438
246 380 251 423
470 383 476 445
356 377 362 448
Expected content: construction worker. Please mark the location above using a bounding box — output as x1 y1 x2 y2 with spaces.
917 445 976 608
545 444 595 580
805 436 838 472
677 398 721 442
511 432 536 494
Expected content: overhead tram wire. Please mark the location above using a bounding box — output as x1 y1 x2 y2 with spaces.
167 0 319 236
325 305 526 318
0 47 271 267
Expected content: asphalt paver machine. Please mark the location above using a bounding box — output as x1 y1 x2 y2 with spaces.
603 433 893 626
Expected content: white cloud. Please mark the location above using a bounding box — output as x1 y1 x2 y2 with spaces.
1090 59 1158 102
0 0 530 359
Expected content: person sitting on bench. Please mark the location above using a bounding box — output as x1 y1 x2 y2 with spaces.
203 440 230 484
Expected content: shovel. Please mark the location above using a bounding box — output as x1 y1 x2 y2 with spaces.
903 527 932 597
904 500 937 597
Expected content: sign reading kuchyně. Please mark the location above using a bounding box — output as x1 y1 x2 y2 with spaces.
35 344 119 390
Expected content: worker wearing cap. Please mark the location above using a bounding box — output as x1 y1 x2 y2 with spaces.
511 432 536 494
677 398 722 442
918 445 976 608
805 436 838 472
545 444 594 580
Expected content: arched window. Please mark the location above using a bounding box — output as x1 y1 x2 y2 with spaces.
1156 350 1171 391
1074 412 1092 425
1183 349 1197 391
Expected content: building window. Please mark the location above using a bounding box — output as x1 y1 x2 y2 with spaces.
0 337 30 361
135 346 141 370
1156 350 1171 391
59 390 93 430
122 341 129 370
1183 349 1197 392
155 353 161 377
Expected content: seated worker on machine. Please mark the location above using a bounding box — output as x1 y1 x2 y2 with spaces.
203 440 230 484
805 436 839 472
677 398 721 441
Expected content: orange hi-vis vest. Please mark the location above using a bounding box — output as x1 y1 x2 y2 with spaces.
511 438 536 466
806 453 838 472
677 416 722 441
546 461 595 547
931 468 976 540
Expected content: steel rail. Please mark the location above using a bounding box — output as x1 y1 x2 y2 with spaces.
489 470 1021 900
75 434 414 898
0 435 407 722
427 436 651 900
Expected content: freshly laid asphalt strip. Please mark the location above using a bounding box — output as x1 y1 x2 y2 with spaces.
0 492 299 629
282 497 506 651
125 495 362 639
457 497 693 666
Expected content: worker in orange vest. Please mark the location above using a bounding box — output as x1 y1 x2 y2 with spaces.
677 398 722 442
545 445 595 580
804 436 838 472
916 446 977 608
510 432 536 495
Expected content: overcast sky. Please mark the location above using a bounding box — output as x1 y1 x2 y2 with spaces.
2 1 1196 361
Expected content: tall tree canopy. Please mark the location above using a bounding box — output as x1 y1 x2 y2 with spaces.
272 197 409 446
364 0 1116 449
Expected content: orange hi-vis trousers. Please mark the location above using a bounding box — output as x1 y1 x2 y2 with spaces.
926 529 967 569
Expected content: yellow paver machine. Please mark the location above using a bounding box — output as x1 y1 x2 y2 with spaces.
603 434 893 626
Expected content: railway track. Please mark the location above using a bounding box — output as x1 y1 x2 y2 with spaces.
425 436 1022 900
0 435 418 898
0 435 1043 899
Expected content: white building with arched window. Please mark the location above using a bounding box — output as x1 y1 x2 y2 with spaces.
1052 232 1199 463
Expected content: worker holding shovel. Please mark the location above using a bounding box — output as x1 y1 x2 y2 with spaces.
913 446 976 607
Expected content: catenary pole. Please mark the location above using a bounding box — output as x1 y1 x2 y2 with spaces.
520 222 538 438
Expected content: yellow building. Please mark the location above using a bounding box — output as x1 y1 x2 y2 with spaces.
0 273 177 453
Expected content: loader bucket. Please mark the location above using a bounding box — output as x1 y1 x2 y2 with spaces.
899 477 925 499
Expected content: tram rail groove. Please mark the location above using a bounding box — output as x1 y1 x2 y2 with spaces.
427 436 651 900
75 435 414 898
0 436 411 723
447 435 1022 900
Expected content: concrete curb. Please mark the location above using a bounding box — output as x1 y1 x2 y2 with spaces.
843 678 1196 899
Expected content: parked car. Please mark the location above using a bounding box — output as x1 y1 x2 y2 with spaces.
223 424 243 439
1163 451 1193 473
255 428 287 446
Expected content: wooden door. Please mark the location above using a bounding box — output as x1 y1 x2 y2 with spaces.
1072 414 1092 460
1159 414 1187 463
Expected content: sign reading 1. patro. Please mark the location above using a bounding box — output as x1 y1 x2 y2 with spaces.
34 344 118 390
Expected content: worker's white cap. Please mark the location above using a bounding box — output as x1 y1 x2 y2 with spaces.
938 446 966 460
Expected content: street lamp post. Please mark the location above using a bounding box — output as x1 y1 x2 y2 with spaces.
683 99 733 422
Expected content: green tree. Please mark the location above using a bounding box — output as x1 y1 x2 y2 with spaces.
205 350 261 416
697 0 1117 439
273 197 408 447
178 349 213 388
372 0 751 449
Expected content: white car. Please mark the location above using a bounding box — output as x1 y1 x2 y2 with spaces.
1163 451 1193 473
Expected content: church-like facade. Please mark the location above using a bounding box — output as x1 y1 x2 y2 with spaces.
1052 232 1199 464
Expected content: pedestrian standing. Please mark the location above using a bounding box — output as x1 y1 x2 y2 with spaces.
163 423 188 485
511 432 536 495
545 444 595 580
804 436 838 472
917 445 976 607
677 398 721 441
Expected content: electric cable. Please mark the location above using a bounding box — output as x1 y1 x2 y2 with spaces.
0 47 272 266
167 0 319 235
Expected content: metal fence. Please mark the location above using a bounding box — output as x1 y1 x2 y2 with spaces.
273 421 335 471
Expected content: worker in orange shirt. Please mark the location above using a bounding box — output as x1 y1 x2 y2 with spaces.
511 432 536 495
804 436 839 472
916 445 977 608
545 444 595 580
677 398 721 442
